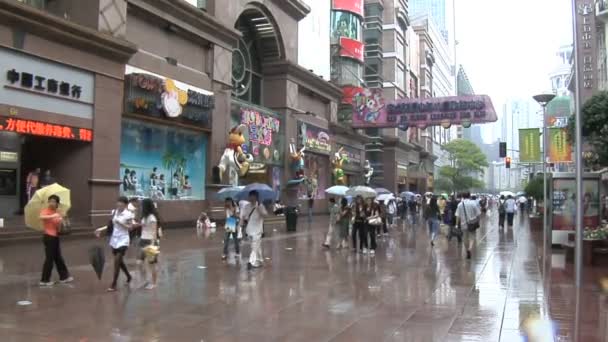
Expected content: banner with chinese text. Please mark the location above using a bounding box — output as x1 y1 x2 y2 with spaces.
549 128 572 162
518 128 541 162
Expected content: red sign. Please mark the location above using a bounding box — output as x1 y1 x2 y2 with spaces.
333 0 364 17
351 89 498 129
342 86 364 104
339 37 364 63
0 116 93 142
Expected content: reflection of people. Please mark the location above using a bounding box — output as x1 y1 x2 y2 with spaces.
170 172 179 199
26 168 40 201
157 174 166 196
39 195 73 286
150 167 158 188
183 175 192 196
222 198 240 260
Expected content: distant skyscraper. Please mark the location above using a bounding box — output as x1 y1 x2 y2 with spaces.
410 0 448 43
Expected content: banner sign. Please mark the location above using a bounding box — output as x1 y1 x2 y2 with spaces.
351 89 497 129
519 128 541 162
0 116 93 142
573 0 597 102
549 128 573 162
339 37 364 63
332 0 364 17
298 121 331 155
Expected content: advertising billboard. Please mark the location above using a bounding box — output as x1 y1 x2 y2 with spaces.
551 177 600 230
519 128 541 162
350 89 497 129
332 0 364 17
339 37 364 63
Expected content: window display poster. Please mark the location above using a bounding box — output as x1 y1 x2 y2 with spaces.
552 178 600 230
272 167 282 202
120 119 207 200
298 154 328 200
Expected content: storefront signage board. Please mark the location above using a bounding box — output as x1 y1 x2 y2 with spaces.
332 0 364 17
0 48 94 119
339 37 364 63
298 121 331 155
351 89 497 129
0 116 93 142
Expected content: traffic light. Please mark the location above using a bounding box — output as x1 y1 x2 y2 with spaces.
505 157 511 168
499 142 507 158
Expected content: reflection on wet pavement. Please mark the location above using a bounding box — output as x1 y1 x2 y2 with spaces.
0 212 586 341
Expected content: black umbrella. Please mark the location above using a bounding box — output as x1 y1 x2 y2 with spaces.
88 245 105 280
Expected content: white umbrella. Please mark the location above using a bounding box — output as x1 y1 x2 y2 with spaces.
376 193 395 202
346 186 376 198
325 185 349 197
375 188 392 195
500 191 515 197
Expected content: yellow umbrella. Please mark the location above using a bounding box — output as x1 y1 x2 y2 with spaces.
24 183 71 231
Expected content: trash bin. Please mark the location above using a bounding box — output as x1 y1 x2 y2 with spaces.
285 206 298 232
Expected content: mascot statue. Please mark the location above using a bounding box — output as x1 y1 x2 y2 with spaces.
332 147 348 185
289 138 306 179
363 160 374 186
218 124 253 186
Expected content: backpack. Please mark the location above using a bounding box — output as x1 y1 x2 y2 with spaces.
498 200 506 214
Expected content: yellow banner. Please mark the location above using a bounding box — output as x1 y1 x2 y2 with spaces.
549 128 572 162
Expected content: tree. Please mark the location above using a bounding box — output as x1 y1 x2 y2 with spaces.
567 91 608 166
435 139 489 193
524 176 543 202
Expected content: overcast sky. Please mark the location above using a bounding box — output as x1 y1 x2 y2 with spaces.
454 0 574 141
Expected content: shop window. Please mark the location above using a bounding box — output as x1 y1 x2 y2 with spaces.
331 11 362 43
119 119 207 200
17 0 46 9
297 154 329 200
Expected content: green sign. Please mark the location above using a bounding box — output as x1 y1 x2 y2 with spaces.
519 128 541 162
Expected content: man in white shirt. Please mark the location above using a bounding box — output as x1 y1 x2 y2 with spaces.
240 190 268 270
505 195 516 227
455 192 481 259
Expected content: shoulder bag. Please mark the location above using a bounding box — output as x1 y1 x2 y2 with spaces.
462 202 480 232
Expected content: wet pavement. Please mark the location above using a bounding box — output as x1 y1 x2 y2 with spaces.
0 211 594 341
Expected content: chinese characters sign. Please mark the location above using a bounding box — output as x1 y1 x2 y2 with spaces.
549 128 572 162
574 1 597 101
351 90 497 129
0 116 93 142
298 122 331 155
518 128 541 162
339 37 364 63
6 69 83 99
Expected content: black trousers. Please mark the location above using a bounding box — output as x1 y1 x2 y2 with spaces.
498 213 506 227
365 223 377 250
353 221 364 250
41 235 70 282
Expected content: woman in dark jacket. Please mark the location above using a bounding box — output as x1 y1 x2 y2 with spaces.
424 195 441 246
352 196 367 253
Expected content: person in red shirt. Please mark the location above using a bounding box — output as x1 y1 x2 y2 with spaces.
39 195 73 286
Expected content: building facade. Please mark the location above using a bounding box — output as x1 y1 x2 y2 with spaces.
1 0 346 225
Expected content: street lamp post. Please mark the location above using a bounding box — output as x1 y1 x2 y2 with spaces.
533 93 556 272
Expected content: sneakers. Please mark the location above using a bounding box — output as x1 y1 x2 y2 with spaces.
39 281 54 287
144 283 157 290
59 276 74 284
370 250 376 256
362 248 368 255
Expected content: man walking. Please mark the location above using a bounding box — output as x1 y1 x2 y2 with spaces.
455 192 481 259
505 195 516 228
240 190 268 270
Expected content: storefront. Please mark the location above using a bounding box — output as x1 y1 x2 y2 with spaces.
121 66 213 204
230 100 285 196
297 121 331 200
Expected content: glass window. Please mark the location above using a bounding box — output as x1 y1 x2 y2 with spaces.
334 58 363 86
120 119 207 200
17 0 45 9
331 11 362 43
298 154 329 199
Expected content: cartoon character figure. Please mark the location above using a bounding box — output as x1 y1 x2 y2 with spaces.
161 79 188 118
218 124 253 186
354 89 385 123
332 147 348 185
289 138 306 179
363 160 374 186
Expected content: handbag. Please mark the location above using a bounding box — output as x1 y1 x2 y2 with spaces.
462 202 480 232
367 216 382 226
59 217 72 235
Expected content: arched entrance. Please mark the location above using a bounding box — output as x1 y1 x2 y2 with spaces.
232 4 285 105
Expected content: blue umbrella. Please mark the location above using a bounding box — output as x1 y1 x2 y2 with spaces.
216 186 244 201
400 191 415 198
236 183 276 203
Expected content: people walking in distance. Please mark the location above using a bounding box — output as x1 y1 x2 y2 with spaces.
307 194 314 225
445 195 461 243
456 192 481 259
97 196 134 292
505 195 516 228
323 198 340 249
498 195 506 229
352 196 367 253
438 195 447 217
337 198 351 249
39 195 73 286
408 198 418 226
387 199 397 230
518 196 527 214
379 201 388 236
222 198 240 260
137 198 161 290
424 195 441 246
240 190 268 270
364 199 379 255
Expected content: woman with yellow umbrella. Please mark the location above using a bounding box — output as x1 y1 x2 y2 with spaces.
38 194 73 286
